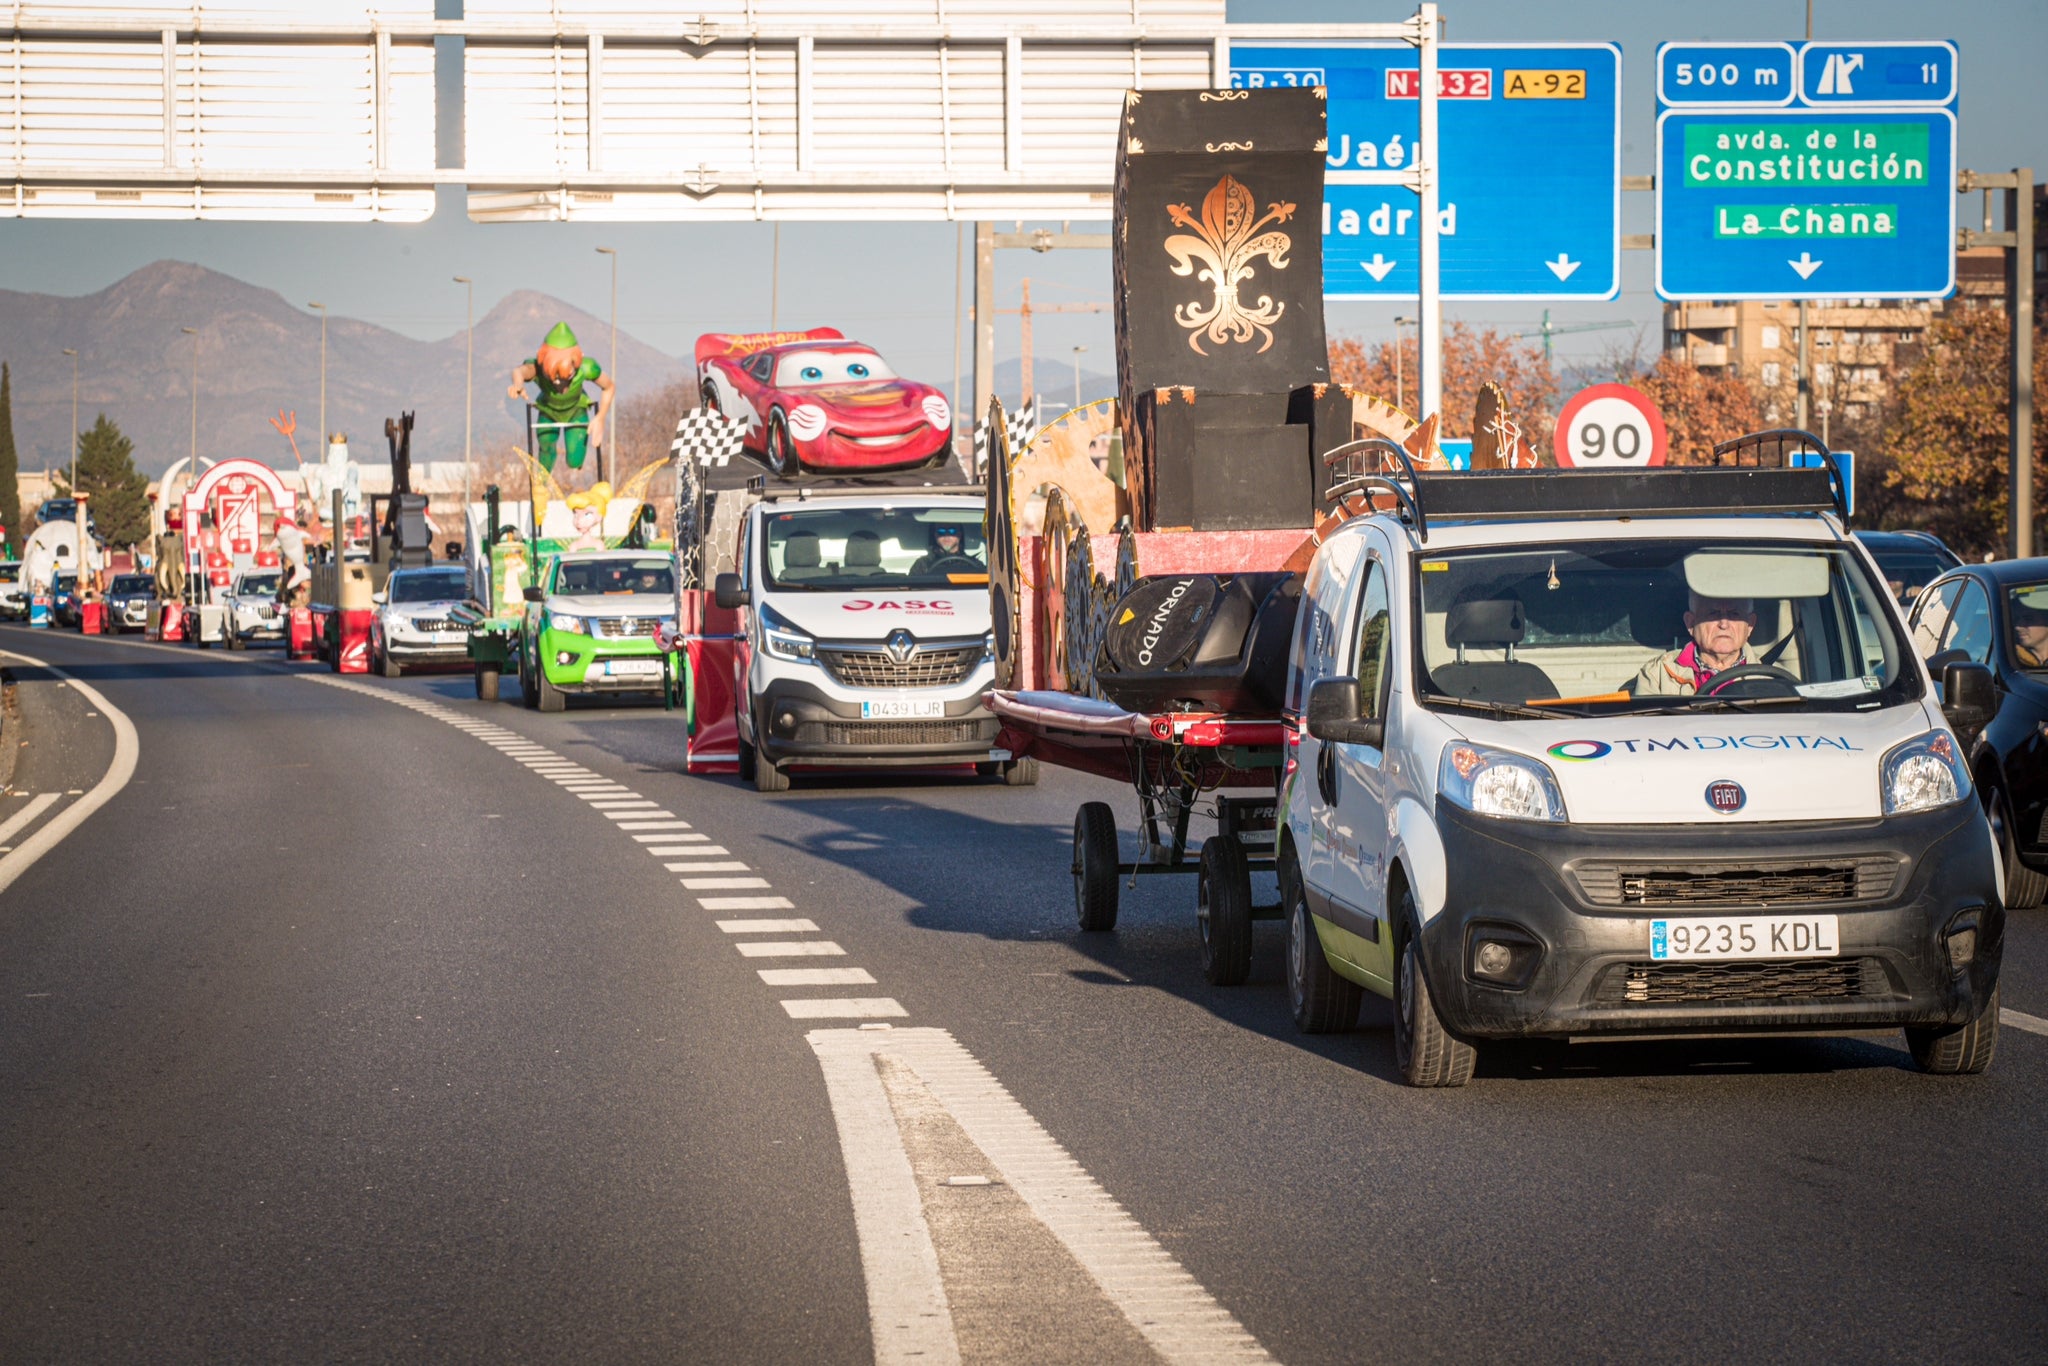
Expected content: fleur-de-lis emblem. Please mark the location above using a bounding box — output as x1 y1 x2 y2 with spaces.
1162 175 1296 355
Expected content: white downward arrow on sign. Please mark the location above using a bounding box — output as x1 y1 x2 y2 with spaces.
1361 254 1397 281
1789 252 1824 280
1545 254 1581 281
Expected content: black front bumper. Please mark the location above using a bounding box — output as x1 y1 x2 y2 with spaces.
752 676 999 765
1421 800 2003 1040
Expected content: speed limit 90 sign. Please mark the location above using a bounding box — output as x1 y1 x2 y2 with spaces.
1553 383 1667 468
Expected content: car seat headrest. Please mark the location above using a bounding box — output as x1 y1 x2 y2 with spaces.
783 533 821 568
1444 598 1526 647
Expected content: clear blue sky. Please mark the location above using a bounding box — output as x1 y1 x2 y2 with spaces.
1 0 2040 394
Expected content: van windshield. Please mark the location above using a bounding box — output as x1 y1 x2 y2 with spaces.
759 506 987 591
1414 539 1917 715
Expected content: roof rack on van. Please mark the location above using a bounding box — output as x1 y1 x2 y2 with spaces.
746 475 985 501
1320 433 1845 542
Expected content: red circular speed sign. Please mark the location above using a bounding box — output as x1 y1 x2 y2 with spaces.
1553 383 1667 469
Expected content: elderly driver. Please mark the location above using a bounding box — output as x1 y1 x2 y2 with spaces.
1635 593 1759 696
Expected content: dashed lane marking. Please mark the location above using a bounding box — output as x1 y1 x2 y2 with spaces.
632 832 695 842
701 896 796 911
735 941 847 958
719 919 821 934
615 821 697 831
668 862 753 873
761 968 879 986
2005 1008 2048 1038
684 876 773 890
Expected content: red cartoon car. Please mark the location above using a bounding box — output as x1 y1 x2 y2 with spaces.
695 327 954 477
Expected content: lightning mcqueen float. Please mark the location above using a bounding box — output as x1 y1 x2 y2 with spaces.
696 327 953 477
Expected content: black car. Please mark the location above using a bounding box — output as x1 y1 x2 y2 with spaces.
1909 558 2048 907
1854 529 1962 608
103 572 155 633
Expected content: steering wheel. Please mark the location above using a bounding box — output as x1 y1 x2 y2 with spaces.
925 554 983 576
1701 663 1802 699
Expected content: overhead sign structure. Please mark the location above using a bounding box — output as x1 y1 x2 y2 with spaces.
1553 384 1668 468
1228 43 1622 301
1655 40 1958 300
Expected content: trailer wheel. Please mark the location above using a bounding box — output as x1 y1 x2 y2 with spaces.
1001 757 1040 787
475 664 500 702
1073 802 1120 932
1197 835 1253 985
737 736 759 783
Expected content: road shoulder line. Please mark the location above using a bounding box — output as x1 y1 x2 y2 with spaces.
0 649 141 898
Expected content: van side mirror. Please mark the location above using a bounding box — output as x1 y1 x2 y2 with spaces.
371 590 387 605
1941 661 1996 741
1306 676 1385 748
714 573 748 610
521 586 544 603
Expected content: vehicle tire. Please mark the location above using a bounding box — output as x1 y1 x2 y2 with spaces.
536 665 566 713
380 646 402 679
1392 887 1477 1087
1984 783 2047 909
700 380 722 414
1197 834 1254 987
1001 757 1040 787
520 660 539 709
1284 844 1361 1033
226 627 244 651
737 735 759 783
475 665 500 702
753 749 790 792
1073 801 1120 933
975 761 999 778
1906 986 2000 1075
766 412 800 479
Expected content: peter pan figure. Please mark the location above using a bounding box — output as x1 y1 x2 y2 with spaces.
509 321 615 471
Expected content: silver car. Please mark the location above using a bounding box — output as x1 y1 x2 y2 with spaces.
223 570 285 648
372 565 474 678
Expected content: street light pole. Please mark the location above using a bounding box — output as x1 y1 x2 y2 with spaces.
454 276 474 525
596 246 617 484
181 327 199 469
60 348 78 489
308 302 328 443
1392 316 1417 414
1071 345 1087 409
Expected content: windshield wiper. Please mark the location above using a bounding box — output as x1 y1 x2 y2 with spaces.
1422 694 1573 720
1633 694 1809 715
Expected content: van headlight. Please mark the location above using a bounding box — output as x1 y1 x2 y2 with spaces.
548 612 586 635
1439 742 1568 822
758 602 816 664
1881 730 1968 814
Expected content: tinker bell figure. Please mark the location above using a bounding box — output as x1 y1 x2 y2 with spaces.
508 321 616 471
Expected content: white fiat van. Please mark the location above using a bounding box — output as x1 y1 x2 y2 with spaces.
1281 463 2003 1084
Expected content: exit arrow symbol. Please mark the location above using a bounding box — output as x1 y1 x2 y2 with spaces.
1789 252 1824 280
1361 254 1397 282
1544 253 1581 281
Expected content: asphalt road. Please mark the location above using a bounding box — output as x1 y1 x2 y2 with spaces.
2 625 2044 1363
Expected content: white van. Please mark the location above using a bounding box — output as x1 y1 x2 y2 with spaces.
1281 464 2004 1084
713 486 1031 791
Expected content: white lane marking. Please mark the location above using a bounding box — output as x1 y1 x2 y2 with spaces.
786 998 908 1020
615 821 697 832
663 852 734 865
633 833 696 843
719 919 821 934
664 861 751 873
0 793 63 846
684 876 772 890
810 1030 961 1366
2004 1008 2048 1037
586 799 655 809
736 941 846 958
811 1028 1274 1364
649 844 719 856
700 896 795 910
0 651 141 899
760 968 878 986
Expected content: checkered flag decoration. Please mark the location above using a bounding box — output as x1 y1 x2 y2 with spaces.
671 407 745 467
971 396 1038 477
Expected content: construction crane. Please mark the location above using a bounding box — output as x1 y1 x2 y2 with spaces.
999 278 1109 405
1515 309 1637 364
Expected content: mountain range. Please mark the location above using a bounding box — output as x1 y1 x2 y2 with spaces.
0 260 1117 477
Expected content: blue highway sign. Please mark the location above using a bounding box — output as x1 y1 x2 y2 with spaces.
1656 39 1958 301
1230 43 1621 302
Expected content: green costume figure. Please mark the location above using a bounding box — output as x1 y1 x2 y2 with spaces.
508 321 616 471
